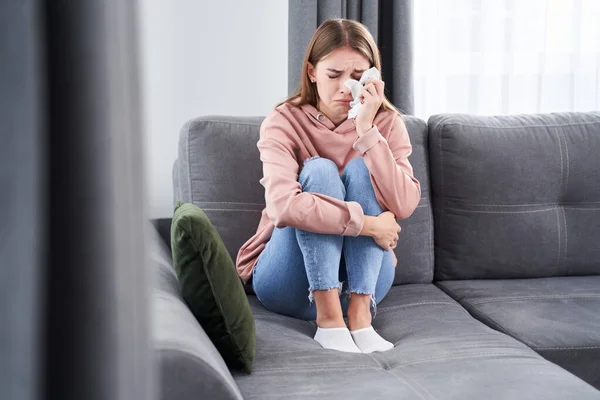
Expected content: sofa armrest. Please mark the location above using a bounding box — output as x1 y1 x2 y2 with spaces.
153 293 244 400
148 223 244 400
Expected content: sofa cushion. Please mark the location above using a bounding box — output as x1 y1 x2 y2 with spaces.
172 114 434 285
171 202 255 373
232 284 600 399
428 112 600 280
437 276 600 389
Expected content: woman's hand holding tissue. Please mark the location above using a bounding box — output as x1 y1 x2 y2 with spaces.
355 77 385 137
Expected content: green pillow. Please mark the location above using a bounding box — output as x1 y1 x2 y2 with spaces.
171 202 255 373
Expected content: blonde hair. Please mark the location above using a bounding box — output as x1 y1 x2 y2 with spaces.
279 18 400 115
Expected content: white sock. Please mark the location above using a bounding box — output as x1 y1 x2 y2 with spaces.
314 327 362 353
350 326 394 353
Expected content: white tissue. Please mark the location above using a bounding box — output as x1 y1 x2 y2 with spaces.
344 67 381 119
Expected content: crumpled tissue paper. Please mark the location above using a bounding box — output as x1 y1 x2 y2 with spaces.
344 67 381 119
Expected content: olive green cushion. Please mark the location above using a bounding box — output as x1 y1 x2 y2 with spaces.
170 202 255 373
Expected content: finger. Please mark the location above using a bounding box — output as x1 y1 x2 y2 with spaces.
373 80 385 97
365 79 384 97
365 85 377 97
364 83 376 95
361 89 375 102
396 224 401 233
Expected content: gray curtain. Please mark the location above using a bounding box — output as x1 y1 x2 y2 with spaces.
1 1 152 400
288 0 414 115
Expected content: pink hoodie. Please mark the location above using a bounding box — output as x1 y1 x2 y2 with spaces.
235 102 421 283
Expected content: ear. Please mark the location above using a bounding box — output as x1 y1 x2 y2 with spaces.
307 62 316 82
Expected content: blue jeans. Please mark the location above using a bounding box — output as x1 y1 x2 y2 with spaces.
252 156 395 321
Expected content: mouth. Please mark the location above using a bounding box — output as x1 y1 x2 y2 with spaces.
335 99 352 104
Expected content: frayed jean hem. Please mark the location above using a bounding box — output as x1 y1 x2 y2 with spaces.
308 282 344 303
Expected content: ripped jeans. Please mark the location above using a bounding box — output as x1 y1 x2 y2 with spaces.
252 156 395 321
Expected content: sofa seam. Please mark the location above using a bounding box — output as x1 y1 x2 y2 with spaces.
557 127 564 275
460 299 524 340
195 201 266 206
196 118 262 128
559 128 570 271
468 294 600 304
534 346 600 351
366 353 391 371
250 366 380 374
446 201 600 207
444 206 600 214
199 209 263 213
432 120 600 129
393 352 540 367
186 121 193 204
375 301 467 315
428 202 434 281
383 368 432 400
435 121 445 281
444 207 558 214
387 368 439 400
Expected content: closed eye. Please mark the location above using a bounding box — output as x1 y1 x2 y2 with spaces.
328 75 361 80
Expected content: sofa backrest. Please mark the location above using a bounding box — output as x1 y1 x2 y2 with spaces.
428 112 600 281
172 114 434 285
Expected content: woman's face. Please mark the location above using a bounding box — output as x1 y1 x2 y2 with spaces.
308 46 370 125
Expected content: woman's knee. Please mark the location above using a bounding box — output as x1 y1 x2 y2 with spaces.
298 156 345 199
342 157 382 215
342 157 369 182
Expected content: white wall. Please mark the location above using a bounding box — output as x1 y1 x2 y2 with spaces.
138 0 289 218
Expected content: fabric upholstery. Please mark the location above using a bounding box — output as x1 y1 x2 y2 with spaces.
172 116 265 285
171 202 255 373
438 277 600 389
428 112 600 280
172 115 434 286
151 217 173 255
163 112 600 398
150 224 244 400
232 284 600 399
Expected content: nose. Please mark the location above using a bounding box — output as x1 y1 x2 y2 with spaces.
339 82 349 95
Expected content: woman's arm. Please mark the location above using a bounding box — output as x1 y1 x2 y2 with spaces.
258 111 365 236
352 114 421 220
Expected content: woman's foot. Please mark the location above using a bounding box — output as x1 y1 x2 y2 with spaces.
350 326 394 353
314 327 361 353
347 293 394 353
312 289 361 352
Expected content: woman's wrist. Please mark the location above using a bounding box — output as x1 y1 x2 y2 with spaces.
356 123 373 137
359 215 376 236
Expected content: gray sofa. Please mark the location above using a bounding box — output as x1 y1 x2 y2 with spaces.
150 111 600 399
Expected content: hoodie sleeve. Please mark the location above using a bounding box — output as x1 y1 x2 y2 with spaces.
258 111 365 236
352 113 421 220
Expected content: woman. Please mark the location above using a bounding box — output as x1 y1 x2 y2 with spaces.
236 19 421 353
